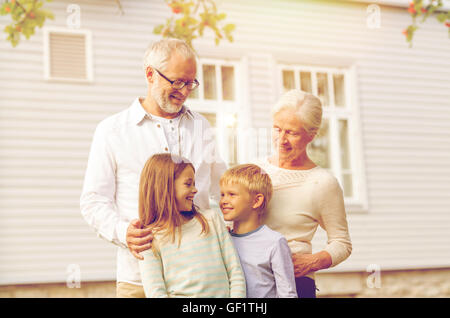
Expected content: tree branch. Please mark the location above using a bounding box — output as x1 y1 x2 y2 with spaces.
14 0 27 13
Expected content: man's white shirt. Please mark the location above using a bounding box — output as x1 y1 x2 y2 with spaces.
80 97 227 284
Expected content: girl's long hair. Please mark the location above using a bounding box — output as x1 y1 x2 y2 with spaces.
138 153 209 246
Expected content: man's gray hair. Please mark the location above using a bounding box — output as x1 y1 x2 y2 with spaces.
143 38 196 72
271 89 323 137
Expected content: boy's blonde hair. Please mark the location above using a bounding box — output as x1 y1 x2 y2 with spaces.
220 164 273 214
138 153 209 247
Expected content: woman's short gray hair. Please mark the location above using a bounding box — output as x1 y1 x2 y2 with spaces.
143 38 196 72
271 89 323 137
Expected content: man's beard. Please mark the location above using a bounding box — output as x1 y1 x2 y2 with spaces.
151 81 183 114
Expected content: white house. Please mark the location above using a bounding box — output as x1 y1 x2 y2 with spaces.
1 0 449 297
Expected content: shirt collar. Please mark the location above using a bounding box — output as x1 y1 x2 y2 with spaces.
131 97 194 125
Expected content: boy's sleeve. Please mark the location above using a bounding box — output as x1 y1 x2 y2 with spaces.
271 237 298 298
138 248 169 298
212 211 247 298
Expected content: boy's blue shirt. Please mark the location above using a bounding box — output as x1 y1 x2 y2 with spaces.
230 225 298 298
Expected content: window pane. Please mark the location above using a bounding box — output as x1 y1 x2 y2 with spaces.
333 74 346 107
224 115 238 166
203 65 217 100
339 119 353 197
339 119 350 170
49 33 87 79
316 72 329 107
188 86 199 99
300 71 312 93
282 70 295 92
221 66 235 101
342 173 353 197
226 127 238 166
307 119 330 168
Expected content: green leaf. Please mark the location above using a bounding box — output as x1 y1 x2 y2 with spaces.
157 0 235 49
35 14 45 27
436 12 446 23
406 25 417 42
428 5 437 15
0 3 8 15
223 23 235 34
413 1 422 13
187 17 198 25
217 13 226 20
12 30 20 47
26 19 37 29
154 24 164 34
23 27 33 39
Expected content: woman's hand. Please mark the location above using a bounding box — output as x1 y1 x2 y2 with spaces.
126 219 153 260
292 251 332 278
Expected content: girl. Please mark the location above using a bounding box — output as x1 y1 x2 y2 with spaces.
138 153 246 298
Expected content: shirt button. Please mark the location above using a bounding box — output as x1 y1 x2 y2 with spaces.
157 124 161 128
165 147 168 151
171 127 175 131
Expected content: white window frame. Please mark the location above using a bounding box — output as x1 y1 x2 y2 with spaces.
43 26 94 83
277 64 368 213
188 57 247 166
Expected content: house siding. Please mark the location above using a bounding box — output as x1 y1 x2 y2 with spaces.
0 0 449 285
218 0 450 273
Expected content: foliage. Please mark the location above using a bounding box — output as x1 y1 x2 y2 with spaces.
0 0 54 47
153 0 236 51
403 0 450 45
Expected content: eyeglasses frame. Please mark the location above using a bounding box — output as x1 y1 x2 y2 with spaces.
153 67 200 91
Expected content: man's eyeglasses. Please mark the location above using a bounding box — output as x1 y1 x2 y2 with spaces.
153 68 200 91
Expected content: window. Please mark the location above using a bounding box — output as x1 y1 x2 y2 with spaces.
279 65 367 211
188 58 243 167
43 27 93 82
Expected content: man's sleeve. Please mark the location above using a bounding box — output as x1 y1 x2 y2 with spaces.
80 121 129 248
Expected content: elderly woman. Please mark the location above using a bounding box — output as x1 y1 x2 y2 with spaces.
256 89 352 298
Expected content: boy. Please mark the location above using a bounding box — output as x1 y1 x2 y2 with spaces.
219 164 297 298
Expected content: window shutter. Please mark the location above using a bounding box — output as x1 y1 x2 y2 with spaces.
44 28 93 82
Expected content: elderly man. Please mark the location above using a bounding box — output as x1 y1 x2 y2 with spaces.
80 38 227 298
